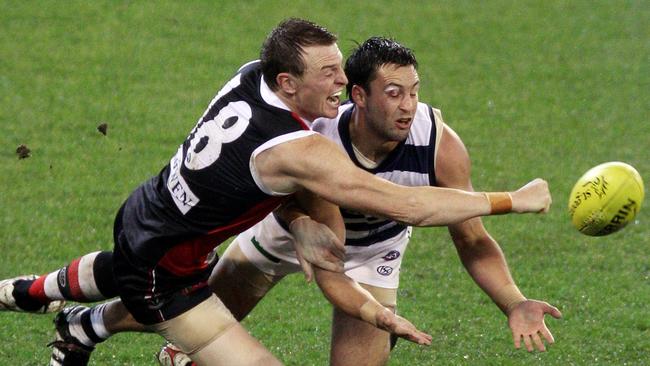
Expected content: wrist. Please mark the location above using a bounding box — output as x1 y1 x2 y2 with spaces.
493 284 527 315
484 192 513 214
359 300 387 327
288 215 311 231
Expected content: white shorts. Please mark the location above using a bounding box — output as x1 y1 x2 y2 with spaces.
237 214 411 289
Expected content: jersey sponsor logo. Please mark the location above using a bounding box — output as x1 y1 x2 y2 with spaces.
382 250 401 261
376 265 393 276
167 148 199 214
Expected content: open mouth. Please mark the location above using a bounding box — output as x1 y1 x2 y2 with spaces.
395 118 412 129
327 91 342 107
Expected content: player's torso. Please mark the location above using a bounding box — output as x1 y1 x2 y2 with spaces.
123 61 311 260
313 102 442 248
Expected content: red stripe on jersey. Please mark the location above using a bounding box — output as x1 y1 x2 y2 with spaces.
67 258 87 301
291 112 311 130
158 195 289 277
27 275 49 304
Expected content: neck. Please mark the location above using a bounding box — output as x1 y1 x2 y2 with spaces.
275 91 313 123
349 107 398 164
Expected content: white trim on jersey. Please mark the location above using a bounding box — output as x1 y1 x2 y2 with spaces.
259 75 291 112
237 59 260 73
249 130 317 196
259 75 311 127
431 107 445 165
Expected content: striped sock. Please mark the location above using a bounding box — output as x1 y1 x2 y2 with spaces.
67 304 111 347
23 251 117 304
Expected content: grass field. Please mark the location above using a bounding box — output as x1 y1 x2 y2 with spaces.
1 1 648 364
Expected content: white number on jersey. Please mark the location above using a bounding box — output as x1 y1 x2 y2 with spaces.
184 101 252 170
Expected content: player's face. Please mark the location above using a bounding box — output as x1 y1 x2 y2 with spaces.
293 44 348 121
364 64 419 142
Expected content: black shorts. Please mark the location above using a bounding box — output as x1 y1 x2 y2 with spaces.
111 205 217 325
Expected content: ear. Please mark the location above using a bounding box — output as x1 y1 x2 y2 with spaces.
350 85 367 107
276 72 298 95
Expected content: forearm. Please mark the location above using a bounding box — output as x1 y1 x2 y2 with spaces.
318 176 495 227
400 186 494 226
274 199 309 225
456 236 526 315
314 267 386 325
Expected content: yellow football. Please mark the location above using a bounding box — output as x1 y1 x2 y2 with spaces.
568 162 644 236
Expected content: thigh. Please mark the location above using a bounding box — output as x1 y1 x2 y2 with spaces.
151 294 237 355
190 322 282 366
209 238 284 320
330 284 397 366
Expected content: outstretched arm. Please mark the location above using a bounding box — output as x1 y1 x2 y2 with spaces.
436 123 561 352
313 267 432 345
254 134 551 228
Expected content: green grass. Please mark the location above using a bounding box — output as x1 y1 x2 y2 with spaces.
1 0 648 364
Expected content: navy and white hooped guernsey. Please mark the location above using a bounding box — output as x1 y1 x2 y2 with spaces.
312 102 444 247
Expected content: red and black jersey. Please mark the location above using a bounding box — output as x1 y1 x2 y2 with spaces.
119 61 314 275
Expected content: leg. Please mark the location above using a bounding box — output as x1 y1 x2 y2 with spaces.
153 294 281 366
50 298 151 365
330 284 397 366
1 251 116 313
190 324 281 366
158 235 291 365
208 238 283 320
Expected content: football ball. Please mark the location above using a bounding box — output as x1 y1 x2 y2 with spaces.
568 162 644 236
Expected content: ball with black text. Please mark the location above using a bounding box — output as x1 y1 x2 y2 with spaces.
568 162 644 236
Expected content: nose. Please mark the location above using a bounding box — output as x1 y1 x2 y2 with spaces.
336 68 348 86
399 94 415 111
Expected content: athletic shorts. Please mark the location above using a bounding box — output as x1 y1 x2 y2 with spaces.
237 214 411 289
112 204 216 325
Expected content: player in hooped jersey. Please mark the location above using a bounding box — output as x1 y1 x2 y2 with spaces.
1 21 554 365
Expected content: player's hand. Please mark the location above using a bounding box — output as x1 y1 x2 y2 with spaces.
507 299 562 352
290 217 346 282
376 308 432 346
510 178 552 214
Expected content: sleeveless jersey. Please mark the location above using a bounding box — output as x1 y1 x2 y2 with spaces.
121 61 314 275
312 102 444 247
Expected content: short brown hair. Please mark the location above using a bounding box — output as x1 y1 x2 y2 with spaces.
260 18 338 90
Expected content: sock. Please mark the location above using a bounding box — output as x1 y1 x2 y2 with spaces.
67 304 112 347
14 251 117 307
